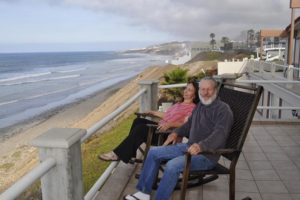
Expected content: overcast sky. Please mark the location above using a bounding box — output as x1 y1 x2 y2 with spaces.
0 0 296 52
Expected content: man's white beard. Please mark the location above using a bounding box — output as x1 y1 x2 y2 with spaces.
199 92 217 105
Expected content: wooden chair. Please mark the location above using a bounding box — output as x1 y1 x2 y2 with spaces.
180 83 263 200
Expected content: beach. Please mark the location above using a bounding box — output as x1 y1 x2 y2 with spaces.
0 79 132 191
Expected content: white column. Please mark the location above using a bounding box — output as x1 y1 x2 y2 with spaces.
138 80 159 113
31 128 86 200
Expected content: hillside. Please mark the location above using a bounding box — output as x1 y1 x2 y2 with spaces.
124 41 189 55
188 50 255 63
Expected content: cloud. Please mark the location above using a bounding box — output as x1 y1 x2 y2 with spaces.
1 0 293 41
62 0 292 41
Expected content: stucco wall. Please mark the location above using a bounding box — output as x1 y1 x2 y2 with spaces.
217 60 245 75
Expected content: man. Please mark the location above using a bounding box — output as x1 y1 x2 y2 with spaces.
124 77 234 200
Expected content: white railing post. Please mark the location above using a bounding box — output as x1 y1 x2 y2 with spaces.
259 61 264 74
271 63 276 76
31 128 86 200
138 80 159 112
287 65 294 88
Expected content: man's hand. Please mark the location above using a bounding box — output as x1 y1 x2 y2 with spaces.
163 133 178 146
187 143 202 155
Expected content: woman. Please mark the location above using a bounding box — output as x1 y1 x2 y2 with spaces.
98 80 199 163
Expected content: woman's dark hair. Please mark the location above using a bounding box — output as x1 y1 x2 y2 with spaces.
187 78 200 104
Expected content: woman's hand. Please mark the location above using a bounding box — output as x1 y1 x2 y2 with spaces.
163 133 178 146
145 110 157 117
157 123 171 131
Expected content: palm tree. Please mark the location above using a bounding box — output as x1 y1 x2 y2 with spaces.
255 31 260 47
162 68 188 101
221 36 230 49
209 33 216 49
163 68 188 84
247 29 255 48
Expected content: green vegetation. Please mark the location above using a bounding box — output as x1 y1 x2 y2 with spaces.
161 68 188 101
189 51 255 63
81 113 136 192
162 67 188 84
209 33 216 49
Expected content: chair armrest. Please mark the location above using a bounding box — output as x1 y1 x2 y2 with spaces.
184 148 239 157
146 125 174 135
135 112 149 118
146 124 158 128
202 148 239 155
156 129 173 135
135 112 160 122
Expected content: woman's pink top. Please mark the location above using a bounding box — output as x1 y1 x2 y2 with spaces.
159 102 196 126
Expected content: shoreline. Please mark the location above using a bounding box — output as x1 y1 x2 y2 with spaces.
0 79 130 158
0 78 131 142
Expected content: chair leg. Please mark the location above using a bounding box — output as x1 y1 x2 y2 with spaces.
144 126 155 161
229 170 235 200
180 153 191 200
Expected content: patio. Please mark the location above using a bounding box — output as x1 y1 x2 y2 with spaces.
96 122 300 200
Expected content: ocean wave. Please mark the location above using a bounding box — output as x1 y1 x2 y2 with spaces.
0 86 78 107
56 67 87 73
0 74 81 86
0 72 51 83
0 99 19 106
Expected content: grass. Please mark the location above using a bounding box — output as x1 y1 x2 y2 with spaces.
81 113 135 192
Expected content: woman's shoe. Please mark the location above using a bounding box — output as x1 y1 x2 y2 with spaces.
98 151 119 161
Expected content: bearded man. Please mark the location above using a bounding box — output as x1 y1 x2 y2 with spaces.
124 77 234 200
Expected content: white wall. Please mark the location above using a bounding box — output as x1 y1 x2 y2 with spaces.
217 60 246 75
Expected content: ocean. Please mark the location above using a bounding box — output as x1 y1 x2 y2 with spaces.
0 51 167 132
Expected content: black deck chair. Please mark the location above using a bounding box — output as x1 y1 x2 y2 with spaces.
180 82 263 200
128 112 173 164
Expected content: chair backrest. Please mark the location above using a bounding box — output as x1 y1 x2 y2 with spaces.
218 83 263 161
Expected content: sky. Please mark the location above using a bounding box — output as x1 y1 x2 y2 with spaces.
0 0 296 52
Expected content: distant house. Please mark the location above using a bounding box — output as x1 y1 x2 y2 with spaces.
190 42 210 58
224 41 248 51
281 16 300 79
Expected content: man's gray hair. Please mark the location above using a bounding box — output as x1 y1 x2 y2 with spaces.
199 77 218 89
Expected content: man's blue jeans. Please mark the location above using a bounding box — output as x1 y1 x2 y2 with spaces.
136 143 216 200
